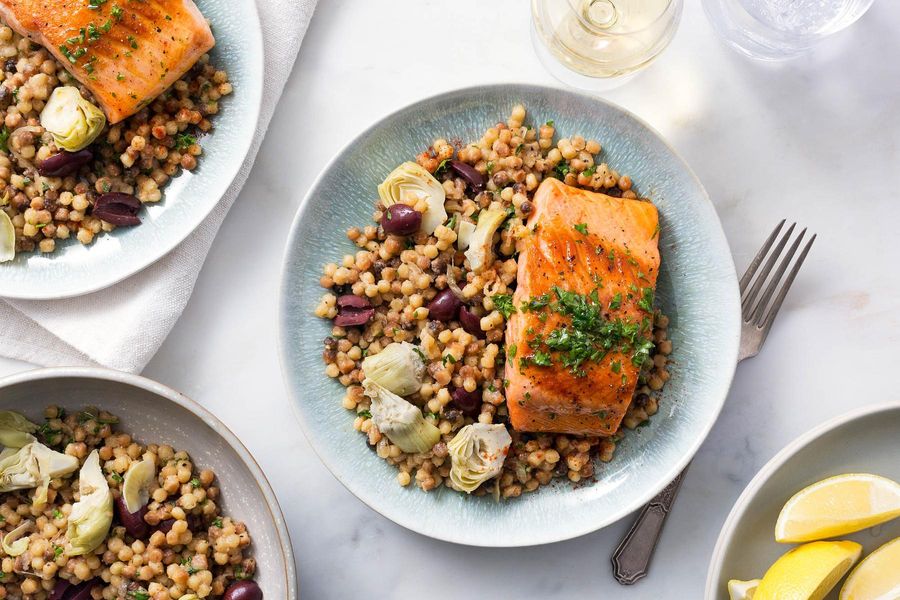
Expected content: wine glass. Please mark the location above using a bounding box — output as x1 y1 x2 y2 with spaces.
531 0 683 90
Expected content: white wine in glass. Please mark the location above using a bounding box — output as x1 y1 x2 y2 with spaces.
531 0 683 89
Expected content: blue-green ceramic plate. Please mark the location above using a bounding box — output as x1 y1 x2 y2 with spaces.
0 0 263 299
280 84 741 547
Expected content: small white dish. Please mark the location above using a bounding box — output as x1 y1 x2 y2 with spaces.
0 367 298 598
706 401 900 599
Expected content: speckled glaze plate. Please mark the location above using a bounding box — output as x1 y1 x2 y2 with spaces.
706 402 900 600
279 84 742 547
0 367 298 598
0 0 263 299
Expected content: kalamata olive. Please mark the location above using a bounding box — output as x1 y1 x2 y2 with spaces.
114 495 149 538
92 193 141 226
448 160 486 193
458 305 485 339
154 518 176 534
426 288 461 322
38 149 93 177
450 387 481 417
50 578 101 600
381 204 422 236
223 580 263 600
333 294 375 327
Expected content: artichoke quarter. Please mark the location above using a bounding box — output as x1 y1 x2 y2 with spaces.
377 162 447 235
40 86 106 152
361 341 425 397
463 206 508 273
0 441 79 506
362 379 440 454
448 423 512 493
66 450 113 556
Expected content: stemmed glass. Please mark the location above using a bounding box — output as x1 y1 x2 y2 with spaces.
531 0 683 90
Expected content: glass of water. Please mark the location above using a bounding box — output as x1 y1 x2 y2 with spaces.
703 0 874 60
531 0 683 90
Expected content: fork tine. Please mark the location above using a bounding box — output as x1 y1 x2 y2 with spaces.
749 228 806 324
739 219 785 294
742 222 796 313
756 234 816 347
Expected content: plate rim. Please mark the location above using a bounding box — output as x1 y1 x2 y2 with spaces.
0 1 265 300
0 366 299 598
704 400 900 599
278 82 741 547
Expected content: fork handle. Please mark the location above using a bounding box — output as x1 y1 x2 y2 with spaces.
611 466 688 584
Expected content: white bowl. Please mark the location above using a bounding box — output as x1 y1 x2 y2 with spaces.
706 401 900 599
0 367 298 598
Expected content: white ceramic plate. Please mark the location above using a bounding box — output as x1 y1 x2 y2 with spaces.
280 84 742 546
706 401 900 599
0 367 298 598
0 0 263 299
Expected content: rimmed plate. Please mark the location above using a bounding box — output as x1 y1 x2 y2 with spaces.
0 367 298 598
0 0 263 299
706 401 900 599
279 84 741 547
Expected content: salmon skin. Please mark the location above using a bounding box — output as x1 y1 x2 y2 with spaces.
0 0 214 123
504 178 660 436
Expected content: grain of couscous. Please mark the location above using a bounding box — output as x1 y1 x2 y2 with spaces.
314 104 673 499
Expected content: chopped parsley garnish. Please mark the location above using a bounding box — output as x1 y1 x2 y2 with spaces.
583 165 597 177
441 353 457 366
522 351 552 367
485 161 494 176
357 410 372 419
0 126 11 153
52 508 63 519
126 589 150 600
507 344 517 359
609 292 622 311
573 223 588 235
593 410 608 419
110 472 124 483
111 5 124 19
412 347 426 362
491 293 516 319
87 0 108 9
53 545 64 557
434 158 450 177
445 214 458 230
545 120 554 127
181 556 198 574
514 143 524 155
190 478 201 488
212 517 223 528
518 286 655 376
174 133 196 150
611 360 621 373
127 35 138 49
553 161 570 179
638 287 654 312
651 223 661 239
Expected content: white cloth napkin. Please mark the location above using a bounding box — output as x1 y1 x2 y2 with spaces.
0 0 317 373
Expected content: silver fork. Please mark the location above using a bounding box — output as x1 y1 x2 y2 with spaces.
610 220 816 585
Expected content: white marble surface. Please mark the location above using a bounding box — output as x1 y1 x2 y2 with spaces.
2 1 899 597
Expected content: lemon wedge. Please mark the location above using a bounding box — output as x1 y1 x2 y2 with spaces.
775 474 900 543
754 541 862 600
840 536 900 600
728 578 761 599
0 210 14 263
121 459 156 513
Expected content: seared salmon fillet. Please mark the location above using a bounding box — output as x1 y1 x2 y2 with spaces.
504 178 660 435
0 0 214 123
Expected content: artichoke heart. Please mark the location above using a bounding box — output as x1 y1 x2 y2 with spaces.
377 162 447 235
2 520 34 557
0 210 14 263
463 206 507 273
362 379 440 454
361 342 425 397
0 410 38 448
66 450 113 556
40 86 106 152
0 442 79 506
122 458 156 514
448 423 512 493
456 219 476 251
